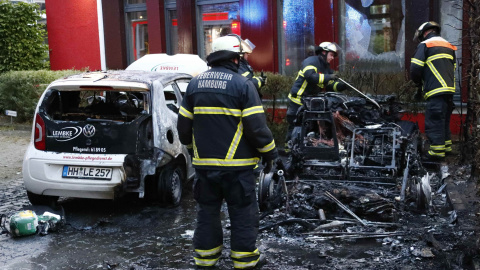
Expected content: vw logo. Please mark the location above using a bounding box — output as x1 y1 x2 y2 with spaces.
83 124 96 137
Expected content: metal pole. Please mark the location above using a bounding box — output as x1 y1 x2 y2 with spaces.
338 78 381 109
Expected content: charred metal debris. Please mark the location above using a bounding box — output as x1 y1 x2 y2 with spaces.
257 92 455 243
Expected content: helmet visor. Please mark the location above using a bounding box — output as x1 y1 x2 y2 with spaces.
241 39 256 53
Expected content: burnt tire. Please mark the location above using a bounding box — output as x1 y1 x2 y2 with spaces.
158 165 184 207
27 191 58 206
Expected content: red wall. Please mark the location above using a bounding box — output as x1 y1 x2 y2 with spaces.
314 0 338 69
240 0 278 72
102 0 127 70
46 0 101 71
146 0 165 53
177 0 197 54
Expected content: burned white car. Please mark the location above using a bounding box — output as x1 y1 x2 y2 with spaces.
23 70 194 206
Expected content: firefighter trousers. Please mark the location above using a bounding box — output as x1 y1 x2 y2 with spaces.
425 95 454 158
192 169 261 268
285 101 301 145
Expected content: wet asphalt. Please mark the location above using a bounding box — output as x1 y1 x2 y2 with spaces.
1 170 479 269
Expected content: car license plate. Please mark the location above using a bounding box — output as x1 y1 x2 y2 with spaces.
62 166 112 180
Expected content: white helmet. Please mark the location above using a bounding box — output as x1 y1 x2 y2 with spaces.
212 35 241 53
212 34 256 54
319 42 338 56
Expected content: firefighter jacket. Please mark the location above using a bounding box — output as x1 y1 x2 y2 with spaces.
238 58 264 92
410 33 457 99
177 61 277 170
288 55 344 105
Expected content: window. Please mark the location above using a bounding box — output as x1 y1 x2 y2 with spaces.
127 0 145 4
197 1 240 59
339 0 405 72
280 0 315 76
125 1 148 64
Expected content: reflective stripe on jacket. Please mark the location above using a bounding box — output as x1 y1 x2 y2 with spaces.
410 35 457 99
177 64 277 170
288 55 339 105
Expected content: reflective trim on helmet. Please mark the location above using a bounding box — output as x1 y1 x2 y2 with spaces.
241 71 250 77
257 140 276 153
179 106 193 119
226 122 243 160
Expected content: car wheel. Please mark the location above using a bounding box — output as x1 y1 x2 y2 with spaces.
158 164 184 206
27 191 59 206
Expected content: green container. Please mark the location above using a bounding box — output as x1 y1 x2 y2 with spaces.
9 210 38 237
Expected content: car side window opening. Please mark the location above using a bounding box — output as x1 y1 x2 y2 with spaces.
163 84 180 113
42 89 147 122
163 80 188 114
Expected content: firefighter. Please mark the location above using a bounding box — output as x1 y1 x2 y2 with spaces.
227 34 267 98
284 41 347 152
177 35 277 269
410 21 457 161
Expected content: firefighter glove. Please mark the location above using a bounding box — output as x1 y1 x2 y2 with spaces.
262 158 274 174
257 76 266 87
323 73 338 82
336 82 348 92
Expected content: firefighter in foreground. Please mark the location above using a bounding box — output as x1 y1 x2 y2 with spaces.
284 42 348 152
177 35 278 269
410 21 457 161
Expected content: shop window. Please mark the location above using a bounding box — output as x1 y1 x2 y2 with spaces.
127 0 145 4
126 11 149 64
280 0 315 76
197 2 240 59
339 0 405 72
166 9 178 55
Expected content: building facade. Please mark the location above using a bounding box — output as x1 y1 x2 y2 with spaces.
45 0 466 88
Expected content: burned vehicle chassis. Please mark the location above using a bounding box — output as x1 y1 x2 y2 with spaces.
287 93 419 182
259 92 424 211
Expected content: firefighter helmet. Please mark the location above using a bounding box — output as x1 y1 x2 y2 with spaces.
318 42 338 56
212 35 242 53
414 21 441 42
212 34 256 55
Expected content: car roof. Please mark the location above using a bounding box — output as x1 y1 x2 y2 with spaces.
48 70 192 91
126 53 209 77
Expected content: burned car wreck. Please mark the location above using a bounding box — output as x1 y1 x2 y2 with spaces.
23 71 194 206
254 91 466 268
259 91 429 211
